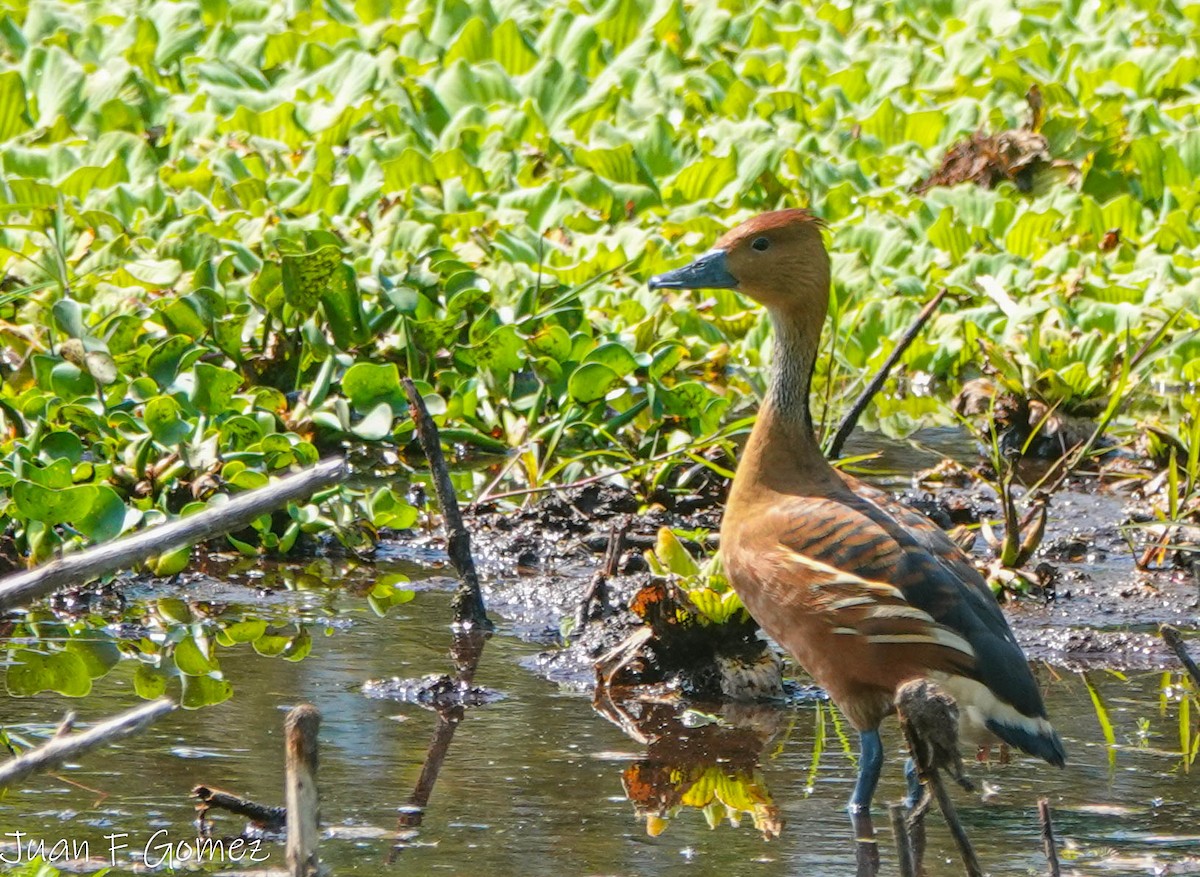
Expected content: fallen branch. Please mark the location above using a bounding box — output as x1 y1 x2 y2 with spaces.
193 785 286 831
828 288 948 459
1039 798 1061 877
1161 625 1200 691
0 458 347 614
401 378 490 630
0 699 175 789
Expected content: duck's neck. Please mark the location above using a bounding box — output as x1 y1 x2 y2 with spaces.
765 311 818 434
731 310 837 499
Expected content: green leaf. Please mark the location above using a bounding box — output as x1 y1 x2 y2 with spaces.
927 209 972 262
65 638 121 679
6 649 92 697
352 402 395 440
584 341 638 377
370 488 419 530
174 635 217 676
50 361 94 400
134 663 169 699
144 395 193 445
191 363 242 415
0 71 32 140
281 242 342 310
567 362 622 403
342 362 405 412
147 544 191 576
12 482 124 541
652 527 700 577
492 19 538 74
181 673 233 709
218 620 268 645
321 264 369 349
668 153 738 202
368 575 417 616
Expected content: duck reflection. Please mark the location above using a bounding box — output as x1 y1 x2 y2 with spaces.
593 689 786 839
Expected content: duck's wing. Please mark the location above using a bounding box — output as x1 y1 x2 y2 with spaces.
770 480 1065 765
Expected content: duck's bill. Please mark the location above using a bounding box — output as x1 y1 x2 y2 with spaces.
648 249 738 290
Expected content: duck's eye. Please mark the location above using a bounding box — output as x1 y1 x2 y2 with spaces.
752 237 770 252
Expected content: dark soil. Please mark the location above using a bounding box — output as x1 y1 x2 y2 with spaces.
390 466 1196 680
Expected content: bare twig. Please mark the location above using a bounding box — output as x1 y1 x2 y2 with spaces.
0 699 175 789
285 704 321 877
575 524 624 631
54 711 76 738
1161 625 1200 691
1039 798 1061 877
888 802 916 877
402 379 490 630
193 785 286 831
927 767 983 877
0 458 347 614
829 288 948 459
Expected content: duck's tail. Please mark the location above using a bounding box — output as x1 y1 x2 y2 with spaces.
932 672 1067 766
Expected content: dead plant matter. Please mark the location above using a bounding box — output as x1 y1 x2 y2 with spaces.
913 86 1052 194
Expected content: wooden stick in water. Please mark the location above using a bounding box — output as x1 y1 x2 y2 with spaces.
402 378 490 630
927 767 982 877
0 699 175 789
1039 798 1061 877
193 785 286 831
0 458 346 614
888 802 916 877
1161 625 1200 691
285 704 321 877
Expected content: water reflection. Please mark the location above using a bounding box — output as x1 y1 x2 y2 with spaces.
594 689 786 840
4 586 1200 876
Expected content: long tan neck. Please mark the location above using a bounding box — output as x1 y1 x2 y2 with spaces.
728 309 840 503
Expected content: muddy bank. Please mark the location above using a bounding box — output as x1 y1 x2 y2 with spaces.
380 438 1199 678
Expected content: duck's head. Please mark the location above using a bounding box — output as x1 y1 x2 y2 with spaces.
649 209 830 319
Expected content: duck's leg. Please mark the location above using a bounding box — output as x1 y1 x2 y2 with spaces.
904 756 922 808
849 729 884 813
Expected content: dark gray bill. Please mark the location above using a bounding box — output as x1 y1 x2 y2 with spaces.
648 249 738 290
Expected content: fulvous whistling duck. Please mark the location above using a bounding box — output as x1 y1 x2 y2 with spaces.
649 209 1066 813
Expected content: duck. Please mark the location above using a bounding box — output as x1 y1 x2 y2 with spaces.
649 208 1065 814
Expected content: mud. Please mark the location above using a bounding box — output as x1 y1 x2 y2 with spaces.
361 673 504 708
379 430 1200 681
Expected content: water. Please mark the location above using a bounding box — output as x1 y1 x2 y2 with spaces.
2 582 1199 876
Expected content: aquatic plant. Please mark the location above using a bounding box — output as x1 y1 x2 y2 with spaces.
1 0 1199 569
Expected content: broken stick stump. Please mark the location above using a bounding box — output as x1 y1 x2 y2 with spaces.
285 704 321 877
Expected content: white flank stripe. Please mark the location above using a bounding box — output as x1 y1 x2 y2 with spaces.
832 627 860 635
827 596 876 611
866 630 976 658
785 549 905 599
861 605 936 624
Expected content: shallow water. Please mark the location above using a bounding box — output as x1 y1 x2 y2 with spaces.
2 580 1199 877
